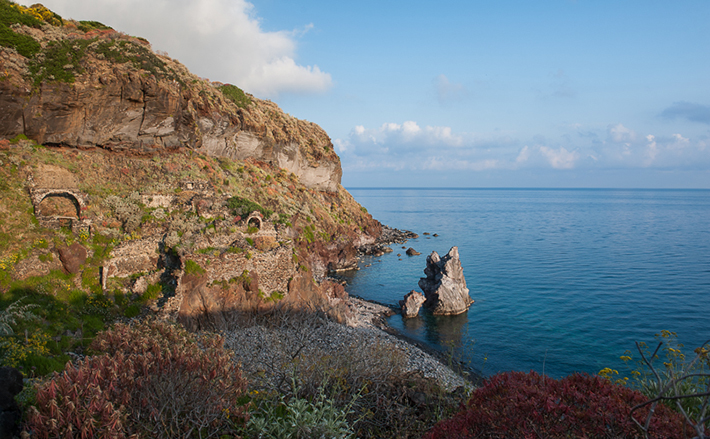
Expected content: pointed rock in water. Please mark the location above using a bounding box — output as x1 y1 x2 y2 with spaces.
400 290 426 318
418 246 473 316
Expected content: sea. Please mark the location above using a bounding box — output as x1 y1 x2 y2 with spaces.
339 188 710 379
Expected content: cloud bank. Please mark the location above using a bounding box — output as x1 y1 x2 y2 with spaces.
660 102 710 125
28 0 332 98
335 121 710 176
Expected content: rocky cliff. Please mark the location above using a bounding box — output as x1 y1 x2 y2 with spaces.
0 2 382 329
0 8 341 192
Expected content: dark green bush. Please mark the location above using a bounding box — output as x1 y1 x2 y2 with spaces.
77 20 112 32
0 23 40 57
28 38 93 86
220 84 251 108
226 196 273 219
0 0 43 28
183 259 206 276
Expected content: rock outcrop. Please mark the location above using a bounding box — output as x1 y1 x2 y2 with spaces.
0 25 342 192
399 290 426 318
418 247 473 316
406 247 421 256
58 243 88 274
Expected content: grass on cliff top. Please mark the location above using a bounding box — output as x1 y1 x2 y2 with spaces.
77 20 112 33
0 0 43 29
0 0 43 58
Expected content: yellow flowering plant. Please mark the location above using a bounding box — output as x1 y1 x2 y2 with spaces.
602 330 710 438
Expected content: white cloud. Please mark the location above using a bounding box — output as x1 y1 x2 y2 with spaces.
539 146 579 169
608 123 637 144
27 0 332 98
337 119 710 177
645 134 658 165
351 121 464 148
435 74 468 104
516 146 530 164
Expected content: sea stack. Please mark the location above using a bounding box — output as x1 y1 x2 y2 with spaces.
418 246 473 316
399 290 426 318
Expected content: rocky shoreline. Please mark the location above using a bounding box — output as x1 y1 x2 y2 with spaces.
223 296 475 394
358 225 419 257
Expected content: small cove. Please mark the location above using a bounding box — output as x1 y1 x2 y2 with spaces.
341 188 710 379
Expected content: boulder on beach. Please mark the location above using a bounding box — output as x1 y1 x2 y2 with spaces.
406 247 421 256
399 290 426 318
418 246 473 316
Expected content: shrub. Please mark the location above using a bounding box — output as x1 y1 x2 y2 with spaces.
246 388 356 439
0 23 41 57
28 38 93 86
219 84 251 109
424 371 690 439
183 259 206 276
77 20 112 32
0 0 43 28
615 331 710 437
24 319 248 438
226 196 273 219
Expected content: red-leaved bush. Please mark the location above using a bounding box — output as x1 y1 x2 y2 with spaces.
424 371 691 439
24 319 247 438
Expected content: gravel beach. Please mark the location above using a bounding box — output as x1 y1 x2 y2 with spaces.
223 296 471 393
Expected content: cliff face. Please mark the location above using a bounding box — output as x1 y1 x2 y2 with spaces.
0 25 341 192
0 5 382 329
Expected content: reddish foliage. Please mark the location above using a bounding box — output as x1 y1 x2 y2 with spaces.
24 320 247 438
424 371 691 439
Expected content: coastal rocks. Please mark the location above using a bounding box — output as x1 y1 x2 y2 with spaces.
378 225 419 244
399 290 426 318
406 247 421 256
418 247 473 316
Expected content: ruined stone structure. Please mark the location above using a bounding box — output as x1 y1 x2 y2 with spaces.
30 188 92 235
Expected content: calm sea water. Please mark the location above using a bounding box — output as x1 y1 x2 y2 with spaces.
340 188 710 379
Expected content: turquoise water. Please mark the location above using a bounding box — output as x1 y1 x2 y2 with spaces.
340 188 710 379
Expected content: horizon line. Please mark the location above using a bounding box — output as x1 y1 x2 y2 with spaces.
344 186 710 191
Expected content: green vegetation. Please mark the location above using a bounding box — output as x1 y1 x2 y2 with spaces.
183 259 206 276
220 83 251 108
0 1 45 57
227 195 273 219
600 330 710 436
94 39 180 82
76 20 112 32
28 38 93 86
0 0 43 29
246 389 356 438
0 22 40 57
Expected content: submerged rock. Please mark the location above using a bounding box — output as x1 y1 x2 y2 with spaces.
418 246 473 316
399 290 426 318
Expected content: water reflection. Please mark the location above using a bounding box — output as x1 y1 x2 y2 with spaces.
397 310 471 361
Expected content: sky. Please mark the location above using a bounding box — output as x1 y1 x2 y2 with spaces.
21 0 710 188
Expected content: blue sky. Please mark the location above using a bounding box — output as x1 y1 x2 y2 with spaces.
23 0 710 188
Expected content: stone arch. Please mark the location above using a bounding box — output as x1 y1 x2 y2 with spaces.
246 212 262 230
30 189 89 220
37 193 81 219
